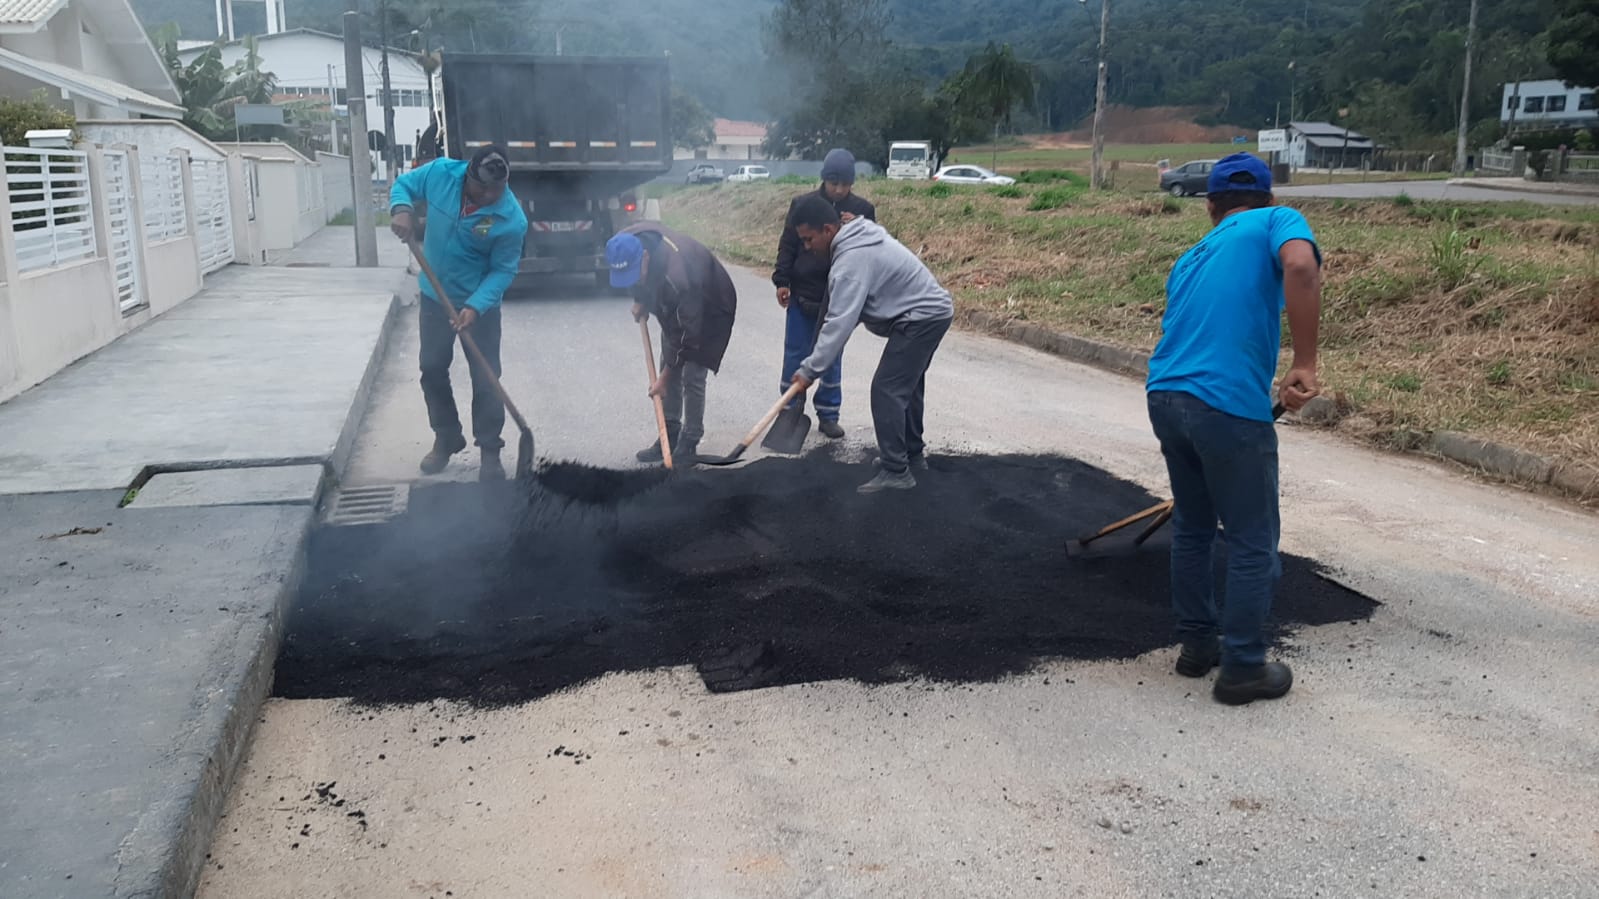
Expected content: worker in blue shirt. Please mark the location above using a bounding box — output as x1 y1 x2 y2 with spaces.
389 146 529 481
1145 152 1322 706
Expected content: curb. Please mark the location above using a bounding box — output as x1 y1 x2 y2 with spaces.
958 309 1597 502
1445 178 1599 198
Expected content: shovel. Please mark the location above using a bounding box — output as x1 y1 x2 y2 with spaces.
405 239 536 480
638 319 674 470
699 382 808 466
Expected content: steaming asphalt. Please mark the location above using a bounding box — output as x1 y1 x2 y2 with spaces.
198 266 1599 898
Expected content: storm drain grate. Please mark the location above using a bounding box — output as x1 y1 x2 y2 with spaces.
324 484 409 526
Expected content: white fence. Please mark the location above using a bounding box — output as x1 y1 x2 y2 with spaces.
5 147 97 272
191 158 235 273
1479 148 1514 174
101 149 145 313
140 154 186 243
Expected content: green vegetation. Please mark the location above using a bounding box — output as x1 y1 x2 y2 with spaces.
664 182 1599 468
0 91 76 147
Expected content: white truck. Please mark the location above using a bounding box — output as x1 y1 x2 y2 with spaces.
886 140 935 180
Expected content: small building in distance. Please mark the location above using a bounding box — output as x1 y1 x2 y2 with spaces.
1500 79 1598 132
1286 121 1375 170
676 118 769 161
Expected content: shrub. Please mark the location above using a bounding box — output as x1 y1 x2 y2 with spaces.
928 181 954 198
1027 185 1083 211
991 184 1024 199
0 91 76 147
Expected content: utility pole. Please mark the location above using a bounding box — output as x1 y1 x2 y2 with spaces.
1087 0 1110 190
343 3 378 266
379 0 397 184
1453 0 1478 176
326 63 339 153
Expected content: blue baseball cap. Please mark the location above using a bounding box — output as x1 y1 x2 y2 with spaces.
1207 152 1273 195
606 232 644 288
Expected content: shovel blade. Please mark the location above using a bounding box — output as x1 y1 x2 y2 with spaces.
514 428 535 481
761 408 811 454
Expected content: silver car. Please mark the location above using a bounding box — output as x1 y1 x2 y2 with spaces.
932 164 1016 186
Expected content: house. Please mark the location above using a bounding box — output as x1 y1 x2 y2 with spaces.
0 0 183 119
676 118 769 161
1286 121 1375 170
179 28 430 182
1500 79 1599 131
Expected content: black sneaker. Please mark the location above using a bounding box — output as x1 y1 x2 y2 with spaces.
419 432 468 475
1213 662 1294 706
1175 637 1220 678
819 420 845 439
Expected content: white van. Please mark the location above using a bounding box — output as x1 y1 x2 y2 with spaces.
887 141 934 180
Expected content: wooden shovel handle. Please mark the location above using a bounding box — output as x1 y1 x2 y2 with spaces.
741 382 808 449
639 319 673 470
405 239 531 433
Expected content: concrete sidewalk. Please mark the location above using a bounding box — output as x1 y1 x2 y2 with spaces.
0 227 409 898
1447 175 1599 197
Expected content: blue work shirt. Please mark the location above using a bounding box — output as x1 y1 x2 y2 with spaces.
390 158 528 314
1147 206 1320 422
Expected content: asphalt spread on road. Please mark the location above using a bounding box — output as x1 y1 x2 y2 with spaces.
274 453 1377 706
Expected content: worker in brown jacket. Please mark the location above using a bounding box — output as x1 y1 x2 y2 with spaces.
606 223 739 463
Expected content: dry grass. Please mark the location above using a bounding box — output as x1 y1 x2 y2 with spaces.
663 181 1599 468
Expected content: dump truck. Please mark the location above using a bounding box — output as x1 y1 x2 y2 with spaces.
435 53 673 289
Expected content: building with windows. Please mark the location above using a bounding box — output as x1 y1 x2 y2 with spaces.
0 0 184 119
1285 121 1375 170
1500 79 1599 131
178 28 430 181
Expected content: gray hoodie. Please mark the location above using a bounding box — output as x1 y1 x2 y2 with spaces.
799 218 954 381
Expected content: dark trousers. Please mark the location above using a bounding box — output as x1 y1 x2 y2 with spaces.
419 298 504 451
781 302 842 421
871 316 951 473
1147 390 1281 669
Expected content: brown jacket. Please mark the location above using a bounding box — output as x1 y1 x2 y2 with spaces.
622 223 738 373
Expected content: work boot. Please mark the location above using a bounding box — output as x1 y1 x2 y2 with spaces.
419 432 467 475
674 438 701 465
1174 636 1221 678
635 423 681 464
819 420 845 439
857 468 916 494
1213 662 1294 706
876 455 930 472
478 449 506 482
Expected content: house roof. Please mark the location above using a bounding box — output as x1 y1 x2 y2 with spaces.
182 27 421 60
0 45 182 117
0 0 67 31
1289 121 1369 141
714 118 767 139
1304 134 1375 150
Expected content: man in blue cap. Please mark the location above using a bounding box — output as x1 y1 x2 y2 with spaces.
1145 152 1322 705
607 223 738 464
772 148 875 439
390 145 528 481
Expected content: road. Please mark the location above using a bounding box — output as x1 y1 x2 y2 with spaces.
1276 179 1599 206
198 262 1599 898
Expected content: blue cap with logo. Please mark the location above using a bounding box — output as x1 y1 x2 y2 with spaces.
606 232 644 288
1206 152 1273 195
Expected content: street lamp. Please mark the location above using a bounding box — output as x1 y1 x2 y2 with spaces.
1078 0 1110 190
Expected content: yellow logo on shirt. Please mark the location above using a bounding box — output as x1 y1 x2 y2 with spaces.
472 216 496 237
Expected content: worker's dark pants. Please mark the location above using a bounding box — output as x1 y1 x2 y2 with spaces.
419 298 504 451
659 327 709 445
1147 390 1281 670
870 316 951 473
781 302 842 422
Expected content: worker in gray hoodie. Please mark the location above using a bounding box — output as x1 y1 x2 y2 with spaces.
788 193 954 493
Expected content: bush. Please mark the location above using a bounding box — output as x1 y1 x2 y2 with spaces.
1027 185 1084 211
0 92 77 147
928 181 954 198
990 184 1024 199
1015 169 1088 186
1393 192 1414 208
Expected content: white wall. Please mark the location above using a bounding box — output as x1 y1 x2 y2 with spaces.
80 121 228 162
248 158 300 251
1500 80 1599 126
317 151 353 220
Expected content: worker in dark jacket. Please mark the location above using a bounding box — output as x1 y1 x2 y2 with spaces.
607 223 738 464
772 148 875 439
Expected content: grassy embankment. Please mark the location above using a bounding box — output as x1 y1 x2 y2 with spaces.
662 175 1599 471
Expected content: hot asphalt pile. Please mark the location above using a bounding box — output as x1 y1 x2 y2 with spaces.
274 454 1376 706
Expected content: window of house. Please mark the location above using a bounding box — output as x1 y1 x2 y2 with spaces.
1548 95 1567 112
1506 94 1520 110
1524 97 1545 113
1581 93 1598 111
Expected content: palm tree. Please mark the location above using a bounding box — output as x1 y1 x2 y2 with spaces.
153 28 279 141
962 42 1036 168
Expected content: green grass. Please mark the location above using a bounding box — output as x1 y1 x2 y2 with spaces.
1026 185 1085 211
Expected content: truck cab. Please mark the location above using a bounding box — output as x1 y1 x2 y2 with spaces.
887 141 934 180
436 53 673 290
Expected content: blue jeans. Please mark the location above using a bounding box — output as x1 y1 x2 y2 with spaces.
1147 390 1281 669
781 302 841 421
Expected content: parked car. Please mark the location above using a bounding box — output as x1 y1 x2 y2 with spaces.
932 164 1016 186
727 165 772 183
1159 159 1217 197
685 164 724 185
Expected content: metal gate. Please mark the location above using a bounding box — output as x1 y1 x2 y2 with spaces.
101 149 144 313
191 158 235 273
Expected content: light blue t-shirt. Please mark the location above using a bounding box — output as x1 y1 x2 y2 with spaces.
1146 206 1319 422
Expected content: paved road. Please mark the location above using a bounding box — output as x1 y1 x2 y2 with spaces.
1276 179 1599 206
199 263 1599 898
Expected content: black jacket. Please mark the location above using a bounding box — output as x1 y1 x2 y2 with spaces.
771 188 876 315
624 223 739 373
